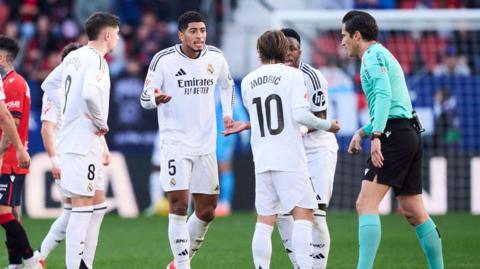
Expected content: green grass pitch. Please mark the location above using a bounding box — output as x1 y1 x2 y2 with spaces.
1 213 478 268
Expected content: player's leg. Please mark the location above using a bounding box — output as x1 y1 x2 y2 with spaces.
37 182 72 262
276 213 296 268
65 195 93 269
215 134 236 217
252 171 278 269
187 153 219 259
166 190 191 269
82 190 107 269
355 177 390 269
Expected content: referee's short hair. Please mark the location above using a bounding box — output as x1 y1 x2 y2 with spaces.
0 36 19 63
281 28 301 44
257 30 289 63
342 10 378 41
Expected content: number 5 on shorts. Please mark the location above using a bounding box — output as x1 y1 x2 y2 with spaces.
168 159 176 176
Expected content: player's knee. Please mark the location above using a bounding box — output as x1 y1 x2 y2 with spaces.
170 201 189 216
402 210 428 226
196 206 215 222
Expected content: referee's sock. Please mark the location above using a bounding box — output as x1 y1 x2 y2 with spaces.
357 214 381 269
415 219 444 269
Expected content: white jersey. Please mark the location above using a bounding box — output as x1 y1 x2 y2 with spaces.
140 44 234 155
300 62 338 153
40 93 61 132
42 46 110 155
241 64 310 173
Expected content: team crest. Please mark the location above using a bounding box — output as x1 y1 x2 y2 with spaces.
87 182 94 192
207 64 214 74
170 178 176 186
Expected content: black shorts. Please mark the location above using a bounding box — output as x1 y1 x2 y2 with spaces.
364 118 423 196
0 174 26 206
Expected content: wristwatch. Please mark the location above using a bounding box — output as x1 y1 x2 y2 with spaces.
371 132 382 140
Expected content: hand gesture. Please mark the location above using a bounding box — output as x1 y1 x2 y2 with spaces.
370 138 384 168
327 120 341 133
223 115 234 130
348 131 362 155
102 149 111 166
223 121 250 136
16 148 30 169
154 88 172 105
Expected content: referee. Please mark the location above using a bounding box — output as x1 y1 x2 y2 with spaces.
341 11 444 269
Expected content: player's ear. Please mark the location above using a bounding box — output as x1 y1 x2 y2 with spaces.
178 31 184 42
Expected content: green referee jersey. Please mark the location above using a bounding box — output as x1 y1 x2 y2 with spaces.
360 43 413 136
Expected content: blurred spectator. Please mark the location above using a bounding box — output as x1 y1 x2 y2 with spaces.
433 46 471 76
432 87 460 154
74 0 112 25
384 31 416 74
355 0 396 9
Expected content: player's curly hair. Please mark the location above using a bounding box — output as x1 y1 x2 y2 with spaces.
257 30 289 63
342 10 378 41
281 28 301 45
85 12 120 41
61 43 83 61
0 35 19 63
178 11 206 32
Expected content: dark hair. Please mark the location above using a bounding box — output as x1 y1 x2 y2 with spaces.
0 36 19 62
61 43 83 61
85 12 120 40
178 11 206 32
342 10 378 41
257 30 289 63
281 28 301 44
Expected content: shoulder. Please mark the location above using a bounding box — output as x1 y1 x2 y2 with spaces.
202 45 226 60
149 46 176 71
300 62 327 89
5 72 28 92
363 45 387 66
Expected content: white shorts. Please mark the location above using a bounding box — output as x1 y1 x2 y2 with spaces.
60 150 104 198
255 170 317 216
160 146 219 194
307 147 337 206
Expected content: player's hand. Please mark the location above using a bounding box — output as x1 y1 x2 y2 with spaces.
223 115 234 129
154 88 172 105
102 149 111 166
223 121 251 136
95 128 109 136
348 131 363 155
16 148 30 169
371 138 384 168
327 120 341 133
52 167 61 179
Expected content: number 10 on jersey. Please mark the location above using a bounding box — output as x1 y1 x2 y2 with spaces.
252 94 284 137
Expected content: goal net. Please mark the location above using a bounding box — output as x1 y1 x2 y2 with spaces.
273 9 480 214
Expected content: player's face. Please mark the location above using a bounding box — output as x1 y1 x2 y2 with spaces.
179 22 207 52
341 24 359 57
106 26 120 53
284 37 301 68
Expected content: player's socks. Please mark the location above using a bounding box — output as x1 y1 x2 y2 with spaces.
276 213 297 267
292 219 313 269
0 214 34 261
7 265 22 269
252 222 273 269
168 214 190 269
187 212 210 258
38 204 72 259
312 209 330 269
219 171 234 203
83 202 107 268
415 219 444 269
357 214 381 269
66 205 93 269
6 237 22 266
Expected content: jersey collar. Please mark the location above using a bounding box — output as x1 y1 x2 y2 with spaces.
175 44 207 59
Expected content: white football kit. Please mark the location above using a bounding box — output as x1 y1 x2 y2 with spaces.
241 64 316 215
140 44 234 194
42 46 110 197
300 62 338 206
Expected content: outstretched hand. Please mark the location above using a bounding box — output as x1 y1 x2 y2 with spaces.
223 121 251 136
154 88 172 105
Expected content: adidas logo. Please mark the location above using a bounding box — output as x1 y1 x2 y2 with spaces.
178 249 189 256
313 253 325 259
175 68 187 76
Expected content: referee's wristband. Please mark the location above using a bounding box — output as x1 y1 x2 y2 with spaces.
371 132 382 140
50 156 60 168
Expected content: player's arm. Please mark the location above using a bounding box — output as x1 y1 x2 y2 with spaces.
41 64 64 112
140 53 170 109
100 136 111 166
291 72 339 133
223 78 250 136
218 55 235 129
82 68 109 134
0 103 29 168
40 97 61 178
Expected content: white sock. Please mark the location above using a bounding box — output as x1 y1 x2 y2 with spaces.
23 255 38 267
82 202 107 269
312 210 330 269
276 214 297 268
187 212 210 259
38 204 72 259
7 265 22 269
66 205 93 269
292 219 313 269
252 222 273 269
168 214 190 269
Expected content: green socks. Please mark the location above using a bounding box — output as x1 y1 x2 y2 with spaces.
415 219 444 269
357 214 381 269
